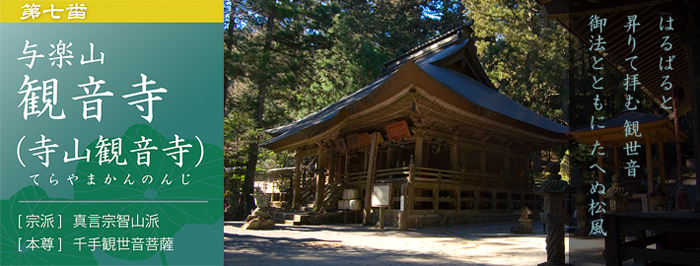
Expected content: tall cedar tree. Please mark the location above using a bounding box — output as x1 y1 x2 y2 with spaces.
225 0 338 213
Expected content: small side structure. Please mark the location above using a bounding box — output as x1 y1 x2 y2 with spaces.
261 21 568 228
257 167 295 208
570 110 687 212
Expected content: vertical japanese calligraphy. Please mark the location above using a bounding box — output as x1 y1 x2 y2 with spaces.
586 14 609 237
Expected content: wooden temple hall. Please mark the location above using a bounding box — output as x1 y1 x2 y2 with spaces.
261 21 568 228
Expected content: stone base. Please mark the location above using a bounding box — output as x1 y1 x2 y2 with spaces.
241 215 275 230
511 222 533 234
252 209 270 218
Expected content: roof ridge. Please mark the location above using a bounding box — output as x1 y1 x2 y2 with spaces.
381 20 473 72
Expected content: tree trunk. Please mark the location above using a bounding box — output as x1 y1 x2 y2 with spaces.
224 4 237 118
224 76 233 117
242 141 259 215
240 11 275 217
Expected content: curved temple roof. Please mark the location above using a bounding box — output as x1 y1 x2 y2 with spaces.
262 25 568 151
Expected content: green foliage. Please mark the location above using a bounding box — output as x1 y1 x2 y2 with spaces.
465 0 567 123
464 1 662 173
292 0 466 119
560 149 571 181
225 0 339 208
224 172 244 205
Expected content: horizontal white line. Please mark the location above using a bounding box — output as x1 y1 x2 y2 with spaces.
19 201 209 203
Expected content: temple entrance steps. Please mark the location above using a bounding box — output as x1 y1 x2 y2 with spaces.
270 209 307 225
269 208 363 226
298 203 315 212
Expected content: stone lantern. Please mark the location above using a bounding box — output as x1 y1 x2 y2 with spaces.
534 162 570 266
510 206 534 234
605 174 631 214
241 193 275 230
573 189 588 236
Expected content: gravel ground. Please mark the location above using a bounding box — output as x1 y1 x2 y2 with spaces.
224 220 611 266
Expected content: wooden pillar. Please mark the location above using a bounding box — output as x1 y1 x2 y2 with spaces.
450 143 458 171
363 133 379 225
408 163 415 212
475 188 480 210
399 182 408 230
314 145 326 212
692 35 700 210
681 5 700 210
480 149 486 174
456 187 461 211
338 154 342 177
400 163 415 230
414 135 424 167
596 147 605 203
387 144 393 169
613 145 620 176
504 149 510 181
363 147 370 171
644 131 654 195
531 150 542 173
596 142 605 184
293 150 302 209
658 141 666 193
328 154 335 185
433 186 439 211
344 150 350 174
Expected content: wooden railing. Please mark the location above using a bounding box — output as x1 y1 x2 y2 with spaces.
295 165 531 212
299 177 315 205
338 166 529 189
342 171 368 185
375 167 411 182
324 177 344 203
297 174 347 208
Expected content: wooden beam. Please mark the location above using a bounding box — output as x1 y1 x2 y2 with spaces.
296 147 319 158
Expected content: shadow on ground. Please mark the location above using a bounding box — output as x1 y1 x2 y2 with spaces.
224 221 547 240
224 221 607 266
224 232 493 266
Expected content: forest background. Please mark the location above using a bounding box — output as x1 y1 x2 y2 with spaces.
223 0 665 218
